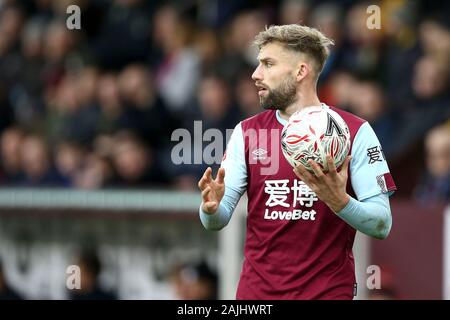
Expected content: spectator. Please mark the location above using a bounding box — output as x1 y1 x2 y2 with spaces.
194 28 223 74
196 74 241 132
412 55 449 101
96 72 124 136
278 0 310 26
348 81 385 122
0 0 446 195
346 80 396 156
153 5 200 113
93 0 152 69
117 64 175 149
54 141 85 186
419 16 450 58
170 261 218 300
68 249 117 300
235 70 260 118
16 134 67 187
110 131 168 188
414 123 450 203
45 71 100 145
341 2 386 80
73 152 114 190
219 10 267 83
41 20 75 79
319 70 356 109
310 3 344 83
170 73 241 190
391 55 450 159
13 19 47 129
0 126 25 184
0 5 24 86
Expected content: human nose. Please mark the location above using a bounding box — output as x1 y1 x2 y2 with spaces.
252 64 263 82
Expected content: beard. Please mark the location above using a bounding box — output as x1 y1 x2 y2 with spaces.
259 75 297 111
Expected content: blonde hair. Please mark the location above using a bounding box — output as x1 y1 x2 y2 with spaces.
254 24 334 75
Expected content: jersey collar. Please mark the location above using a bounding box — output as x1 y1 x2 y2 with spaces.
275 103 328 126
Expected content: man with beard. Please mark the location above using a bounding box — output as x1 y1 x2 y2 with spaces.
197 25 396 299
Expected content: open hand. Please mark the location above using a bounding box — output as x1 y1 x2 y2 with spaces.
198 167 225 214
293 155 352 213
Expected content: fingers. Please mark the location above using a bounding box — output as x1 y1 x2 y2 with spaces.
198 176 206 190
198 167 213 190
201 186 211 202
294 163 316 185
340 155 352 173
308 160 325 179
198 167 225 191
200 167 221 214
326 155 337 177
216 167 225 184
204 167 213 182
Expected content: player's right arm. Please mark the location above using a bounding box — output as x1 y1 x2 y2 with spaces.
198 122 248 230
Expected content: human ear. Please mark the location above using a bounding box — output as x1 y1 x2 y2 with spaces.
296 62 309 82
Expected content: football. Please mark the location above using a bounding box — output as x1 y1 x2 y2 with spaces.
281 106 351 172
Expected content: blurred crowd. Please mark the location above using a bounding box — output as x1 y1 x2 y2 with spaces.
0 246 217 300
0 0 448 200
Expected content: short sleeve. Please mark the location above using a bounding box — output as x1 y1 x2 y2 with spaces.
221 122 248 197
350 122 397 201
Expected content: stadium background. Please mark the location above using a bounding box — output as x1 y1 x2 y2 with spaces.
0 0 449 299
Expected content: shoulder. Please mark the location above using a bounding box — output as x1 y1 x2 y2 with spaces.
329 106 366 128
241 110 277 130
329 106 367 139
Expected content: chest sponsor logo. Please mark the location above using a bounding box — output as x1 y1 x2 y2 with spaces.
264 208 317 221
263 179 318 221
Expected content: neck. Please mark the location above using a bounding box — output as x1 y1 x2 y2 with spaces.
278 91 321 120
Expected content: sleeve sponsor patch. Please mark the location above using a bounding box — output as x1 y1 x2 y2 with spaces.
376 173 397 194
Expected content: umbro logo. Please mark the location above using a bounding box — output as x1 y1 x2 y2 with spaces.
252 148 268 160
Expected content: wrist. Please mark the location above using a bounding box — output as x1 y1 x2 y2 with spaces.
201 202 218 215
330 194 350 213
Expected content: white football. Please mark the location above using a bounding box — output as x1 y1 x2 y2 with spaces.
281 106 351 172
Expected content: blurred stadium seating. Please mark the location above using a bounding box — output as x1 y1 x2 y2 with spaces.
0 0 449 299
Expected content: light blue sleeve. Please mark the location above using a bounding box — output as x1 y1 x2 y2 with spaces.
336 193 392 240
199 122 247 230
350 122 396 201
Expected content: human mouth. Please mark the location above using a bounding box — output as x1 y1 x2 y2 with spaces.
256 84 268 96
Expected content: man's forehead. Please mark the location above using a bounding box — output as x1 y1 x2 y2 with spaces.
257 42 299 61
257 42 283 59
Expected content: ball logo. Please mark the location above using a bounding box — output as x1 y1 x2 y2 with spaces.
325 113 344 137
281 106 350 172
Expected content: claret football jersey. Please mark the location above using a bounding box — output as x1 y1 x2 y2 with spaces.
220 104 396 300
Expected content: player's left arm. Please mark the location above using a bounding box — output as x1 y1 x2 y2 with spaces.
294 122 396 240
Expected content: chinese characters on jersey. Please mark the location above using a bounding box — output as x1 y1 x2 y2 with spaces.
367 146 386 164
264 179 318 208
